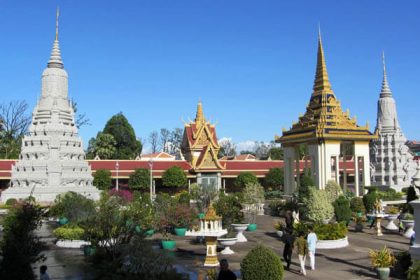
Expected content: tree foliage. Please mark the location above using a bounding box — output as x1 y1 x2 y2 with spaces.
333 195 352 224
325 180 343 202
301 187 334 223
50 191 96 225
92 133 117 159
235 172 258 189
93 169 113 190
128 168 150 190
214 192 244 226
162 166 187 188
218 138 237 158
268 147 283 160
241 244 284 280
103 113 142 159
0 202 45 279
264 168 284 188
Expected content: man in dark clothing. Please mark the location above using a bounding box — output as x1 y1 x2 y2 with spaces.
217 259 237 280
282 230 295 270
285 211 294 231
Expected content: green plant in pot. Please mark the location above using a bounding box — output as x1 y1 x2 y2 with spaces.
213 192 244 227
171 203 197 236
242 182 264 231
153 194 177 249
369 246 396 280
127 192 155 237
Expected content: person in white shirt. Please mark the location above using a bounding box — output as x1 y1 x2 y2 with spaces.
307 225 318 270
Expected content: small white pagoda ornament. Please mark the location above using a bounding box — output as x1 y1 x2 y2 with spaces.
186 204 227 266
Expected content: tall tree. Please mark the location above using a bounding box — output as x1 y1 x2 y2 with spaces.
148 131 160 153
103 113 142 159
93 133 117 159
168 128 183 156
268 147 283 160
0 100 31 159
159 128 171 153
218 138 237 158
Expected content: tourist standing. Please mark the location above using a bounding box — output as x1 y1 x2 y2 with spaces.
285 211 294 231
307 225 318 270
294 232 308 276
282 229 295 270
217 259 237 280
40 265 51 280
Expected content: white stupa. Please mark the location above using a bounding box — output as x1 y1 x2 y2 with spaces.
1 9 100 202
370 53 416 191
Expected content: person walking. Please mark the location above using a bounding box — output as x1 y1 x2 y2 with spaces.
282 229 295 270
307 225 318 270
294 232 308 276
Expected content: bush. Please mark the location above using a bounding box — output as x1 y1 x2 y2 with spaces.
53 225 85 240
5 198 17 206
333 196 352 224
395 251 412 279
363 189 380 213
243 182 265 204
175 190 191 205
325 180 343 202
128 168 150 190
379 189 403 201
171 203 197 228
241 244 284 280
162 166 187 188
265 190 284 200
93 169 112 190
350 197 366 214
302 187 334 223
50 192 96 225
264 168 284 188
235 172 258 189
408 260 420 280
314 222 348 240
369 246 397 268
214 193 244 226
268 199 286 216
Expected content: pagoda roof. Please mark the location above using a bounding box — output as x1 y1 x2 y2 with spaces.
278 32 376 145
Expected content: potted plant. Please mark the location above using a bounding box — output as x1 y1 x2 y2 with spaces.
384 206 400 231
354 215 366 232
369 246 396 280
402 213 415 238
242 183 264 231
172 203 197 236
154 194 177 250
274 221 286 238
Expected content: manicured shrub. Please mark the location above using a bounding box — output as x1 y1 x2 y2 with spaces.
162 166 187 188
264 168 284 188
302 187 334 223
176 190 191 205
378 188 403 201
264 190 283 199
300 174 314 188
5 198 17 206
241 244 284 280
292 222 347 240
235 172 258 189
93 169 112 190
333 196 352 224
363 189 380 213
243 182 265 204
128 168 150 190
350 197 366 214
325 180 343 202
53 225 85 240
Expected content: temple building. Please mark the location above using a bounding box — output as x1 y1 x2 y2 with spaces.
370 54 415 191
181 101 225 190
0 10 100 202
277 31 377 196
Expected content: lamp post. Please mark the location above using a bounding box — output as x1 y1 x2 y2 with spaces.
115 161 120 191
148 158 154 202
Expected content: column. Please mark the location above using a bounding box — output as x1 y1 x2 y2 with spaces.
354 156 359 197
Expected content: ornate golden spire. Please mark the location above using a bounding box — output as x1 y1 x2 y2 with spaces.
195 101 205 124
313 28 332 93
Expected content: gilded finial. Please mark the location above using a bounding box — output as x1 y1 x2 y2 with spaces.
195 101 205 124
313 26 332 93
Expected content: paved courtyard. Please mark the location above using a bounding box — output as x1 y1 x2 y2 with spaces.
34 213 411 280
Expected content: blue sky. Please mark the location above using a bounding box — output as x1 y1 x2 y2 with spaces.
0 1 419 150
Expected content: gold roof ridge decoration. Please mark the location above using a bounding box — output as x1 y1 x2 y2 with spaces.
277 31 377 144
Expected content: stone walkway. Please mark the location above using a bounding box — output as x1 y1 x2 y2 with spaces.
33 215 410 279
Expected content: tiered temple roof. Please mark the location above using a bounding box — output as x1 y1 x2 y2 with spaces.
277 32 376 144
